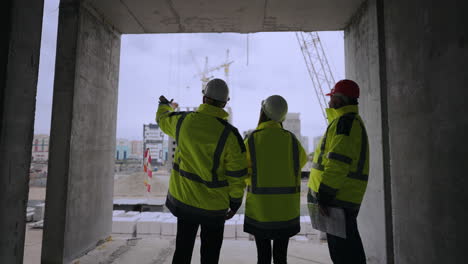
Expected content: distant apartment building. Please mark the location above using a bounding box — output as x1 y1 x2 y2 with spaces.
130 140 143 160
32 134 49 161
143 124 165 166
283 113 301 138
167 136 177 169
283 113 309 153
116 138 130 160
312 135 322 150
301 135 309 154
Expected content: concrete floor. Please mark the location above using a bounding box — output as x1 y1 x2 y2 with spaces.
24 229 43 264
23 229 332 264
24 182 326 263
25 183 326 263
75 235 332 264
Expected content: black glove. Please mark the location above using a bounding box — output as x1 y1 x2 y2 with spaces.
317 184 336 206
229 200 242 213
159 95 173 105
225 200 241 220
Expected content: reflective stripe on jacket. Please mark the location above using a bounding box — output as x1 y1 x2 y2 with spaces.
156 103 247 218
308 105 369 210
244 121 307 237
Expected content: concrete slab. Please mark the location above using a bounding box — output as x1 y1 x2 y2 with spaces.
33 203 45 222
113 210 125 217
160 216 177 236
224 219 237 239
300 215 315 235
26 212 35 222
86 0 365 33
114 198 147 205
235 215 249 239
136 212 165 235
112 212 142 234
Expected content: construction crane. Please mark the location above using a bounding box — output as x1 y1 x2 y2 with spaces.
296 32 336 124
190 49 234 91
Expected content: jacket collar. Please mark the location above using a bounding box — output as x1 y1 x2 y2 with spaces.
326 105 359 123
197 103 229 120
257 120 282 130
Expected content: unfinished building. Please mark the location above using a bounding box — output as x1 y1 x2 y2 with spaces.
1 0 467 263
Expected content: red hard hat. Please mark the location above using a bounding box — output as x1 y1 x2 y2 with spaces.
326 79 360 99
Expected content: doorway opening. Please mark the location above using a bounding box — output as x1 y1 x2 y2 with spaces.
108 31 343 263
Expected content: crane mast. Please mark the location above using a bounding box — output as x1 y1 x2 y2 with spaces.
296 32 336 123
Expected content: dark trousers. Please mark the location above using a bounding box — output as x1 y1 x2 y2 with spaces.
172 217 225 264
326 210 366 264
254 236 290 264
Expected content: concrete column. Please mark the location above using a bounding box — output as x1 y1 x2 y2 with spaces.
0 1 44 263
383 0 468 263
345 1 393 263
347 0 468 263
41 1 120 262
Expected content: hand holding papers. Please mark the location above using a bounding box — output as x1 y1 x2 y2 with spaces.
308 202 347 239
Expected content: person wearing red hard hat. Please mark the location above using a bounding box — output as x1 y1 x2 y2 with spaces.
326 79 360 110
308 79 369 263
326 79 360 97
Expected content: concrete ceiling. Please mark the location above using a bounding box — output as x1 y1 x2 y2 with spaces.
85 0 364 34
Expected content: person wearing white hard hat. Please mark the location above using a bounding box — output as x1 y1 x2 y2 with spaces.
244 95 308 264
202 78 230 105
156 78 247 264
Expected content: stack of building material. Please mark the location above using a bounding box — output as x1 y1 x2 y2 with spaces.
30 220 44 229
292 235 309 242
136 212 164 235
26 207 35 222
110 211 317 240
113 210 125 217
160 214 177 236
224 217 237 238
235 214 249 239
300 215 314 235
33 203 45 221
112 211 141 234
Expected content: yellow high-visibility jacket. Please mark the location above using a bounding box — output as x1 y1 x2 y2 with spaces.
308 105 369 211
156 103 248 219
244 121 307 238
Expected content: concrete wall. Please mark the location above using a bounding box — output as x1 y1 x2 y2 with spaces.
41 1 121 262
383 0 468 263
0 1 44 263
344 1 392 263
347 0 468 263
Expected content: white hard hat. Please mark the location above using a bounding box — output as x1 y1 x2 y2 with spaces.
202 78 230 102
261 95 288 122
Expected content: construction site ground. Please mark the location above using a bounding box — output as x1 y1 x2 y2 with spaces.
24 228 331 264
25 170 329 263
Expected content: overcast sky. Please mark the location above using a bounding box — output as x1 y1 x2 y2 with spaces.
35 0 345 147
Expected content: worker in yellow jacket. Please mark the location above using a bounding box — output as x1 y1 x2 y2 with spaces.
156 79 247 264
244 95 307 264
308 79 369 264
